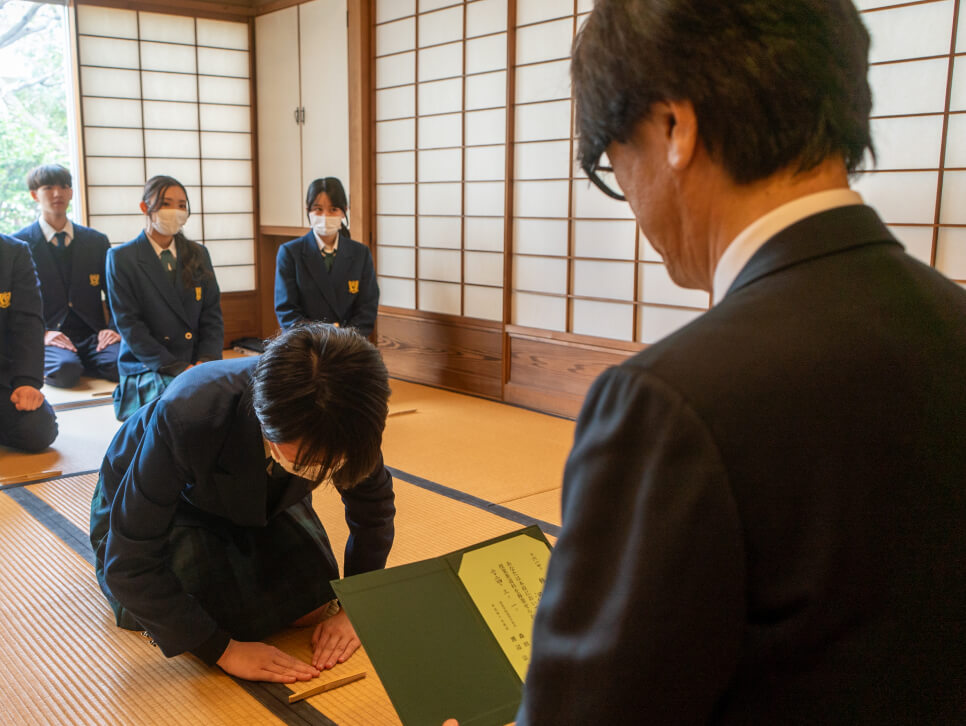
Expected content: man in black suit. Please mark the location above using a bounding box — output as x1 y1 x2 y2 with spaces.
16 164 120 387
0 234 57 452
507 1 966 724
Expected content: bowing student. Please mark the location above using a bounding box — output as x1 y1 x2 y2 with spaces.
274 177 378 336
106 175 223 421
90 324 395 681
0 233 58 452
15 164 120 387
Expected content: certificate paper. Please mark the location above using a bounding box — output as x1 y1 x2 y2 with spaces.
457 535 550 680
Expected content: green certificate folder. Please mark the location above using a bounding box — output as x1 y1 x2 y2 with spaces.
332 526 552 726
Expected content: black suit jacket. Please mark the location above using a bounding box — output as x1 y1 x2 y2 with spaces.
274 231 379 336
97 357 395 657
107 232 223 376
518 206 966 724
16 220 114 334
0 234 45 390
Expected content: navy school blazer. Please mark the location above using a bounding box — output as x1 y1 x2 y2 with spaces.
16 220 115 335
106 232 224 376
274 231 379 336
97 357 395 657
0 234 45 390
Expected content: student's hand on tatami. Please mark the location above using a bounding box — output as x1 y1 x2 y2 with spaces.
96 329 121 351
311 609 360 669
216 639 320 683
45 330 77 351
11 386 45 412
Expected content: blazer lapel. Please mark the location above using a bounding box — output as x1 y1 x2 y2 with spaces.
28 230 67 306
727 205 901 299
136 234 189 325
301 234 341 314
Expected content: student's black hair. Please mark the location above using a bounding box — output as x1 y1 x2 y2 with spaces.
252 323 390 489
571 0 874 185
305 177 350 238
27 164 72 191
142 175 213 289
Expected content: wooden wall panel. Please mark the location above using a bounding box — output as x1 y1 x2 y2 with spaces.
221 291 261 347
377 309 503 399
505 327 641 419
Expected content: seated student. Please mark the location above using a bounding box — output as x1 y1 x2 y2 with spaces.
15 164 120 388
106 175 223 421
90 323 395 682
0 234 57 452
274 177 379 336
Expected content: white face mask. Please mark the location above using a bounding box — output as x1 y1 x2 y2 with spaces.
309 213 343 238
268 441 323 481
152 208 188 236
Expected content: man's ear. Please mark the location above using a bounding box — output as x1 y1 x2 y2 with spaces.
139 201 149 214
30 190 39 202
664 99 698 170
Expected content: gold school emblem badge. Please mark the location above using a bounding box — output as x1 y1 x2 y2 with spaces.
0 292 10 308
89 273 100 286
195 286 202 301
348 280 359 294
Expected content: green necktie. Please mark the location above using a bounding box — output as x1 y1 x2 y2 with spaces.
159 249 176 286
322 249 336 272
53 231 67 248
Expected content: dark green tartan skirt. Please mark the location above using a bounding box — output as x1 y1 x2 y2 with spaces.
113 371 175 422
91 474 340 642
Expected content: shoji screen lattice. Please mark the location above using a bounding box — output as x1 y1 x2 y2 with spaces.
853 0 965 289
374 0 508 320
75 5 255 292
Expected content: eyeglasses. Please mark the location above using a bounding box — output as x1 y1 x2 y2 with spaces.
586 158 626 202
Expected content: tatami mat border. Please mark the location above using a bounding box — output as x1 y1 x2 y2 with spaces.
387 466 562 537
5 485 96 565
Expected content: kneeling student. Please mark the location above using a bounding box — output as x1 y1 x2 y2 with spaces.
90 324 395 682
0 234 58 452
16 164 120 388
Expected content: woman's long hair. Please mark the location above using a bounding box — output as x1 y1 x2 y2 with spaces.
142 175 213 288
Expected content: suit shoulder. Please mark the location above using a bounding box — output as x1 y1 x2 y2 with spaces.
0 233 31 254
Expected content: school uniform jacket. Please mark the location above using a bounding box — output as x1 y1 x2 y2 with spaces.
274 232 379 336
517 206 966 725
0 234 45 390
107 232 223 376
15 220 115 335
98 357 395 658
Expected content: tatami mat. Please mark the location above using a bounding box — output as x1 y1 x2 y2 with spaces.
381 380 574 508
41 376 117 410
0 403 123 482
0 489 289 726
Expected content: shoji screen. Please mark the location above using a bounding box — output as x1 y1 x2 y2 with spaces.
373 0 508 320
854 0 964 288
75 6 255 292
510 0 709 343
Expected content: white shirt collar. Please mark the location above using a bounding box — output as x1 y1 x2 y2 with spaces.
146 230 177 259
39 217 74 246
712 188 864 305
314 230 339 254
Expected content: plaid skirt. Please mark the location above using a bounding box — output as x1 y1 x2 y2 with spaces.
113 371 175 421
91 474 340 641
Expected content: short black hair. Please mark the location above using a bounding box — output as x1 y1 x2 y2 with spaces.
572 0 874 185
305 177 350 236
253 323 390 489
27 164 72 191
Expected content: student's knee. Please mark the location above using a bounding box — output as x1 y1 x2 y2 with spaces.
8 405 58 452
45 353 83 388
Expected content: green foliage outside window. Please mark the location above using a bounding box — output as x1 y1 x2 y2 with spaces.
0 0 70 234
